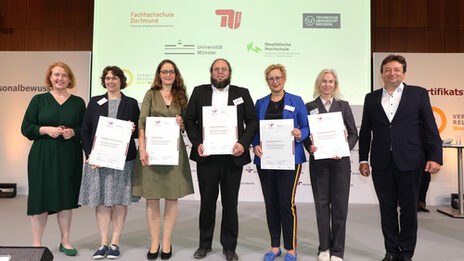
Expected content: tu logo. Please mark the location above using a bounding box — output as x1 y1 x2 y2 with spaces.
215 9 241 29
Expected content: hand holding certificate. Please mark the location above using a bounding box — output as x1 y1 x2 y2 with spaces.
260 119 295 170
145 117 180 165
202 106 238 155
307 111 350 160
89 116 133 170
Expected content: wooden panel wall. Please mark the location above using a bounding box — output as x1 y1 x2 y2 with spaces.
372 0 464 52
0 0 462 52
0 0 93 51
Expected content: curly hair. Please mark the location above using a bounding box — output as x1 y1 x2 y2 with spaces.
264 64 287 81
151 59 187 111
100 66 127 89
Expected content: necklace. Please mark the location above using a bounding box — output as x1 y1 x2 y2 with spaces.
161 91 171 98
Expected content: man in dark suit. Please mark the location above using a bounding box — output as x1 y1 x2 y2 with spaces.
358 55 442 261
185 58 258 261
417 171 431 212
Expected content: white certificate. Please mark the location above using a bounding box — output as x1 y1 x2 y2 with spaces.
145 117 180 165
308 111 350 160
260 119 295 170
202 106 238 155
89 116 132 170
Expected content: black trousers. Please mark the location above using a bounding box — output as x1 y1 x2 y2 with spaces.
257 164 302 250
418 171 431 204
196 156 243 251
310 157 351 259
371 158 422 259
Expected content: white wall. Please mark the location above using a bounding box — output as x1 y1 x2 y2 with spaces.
373 52 464 206
0 52 90 194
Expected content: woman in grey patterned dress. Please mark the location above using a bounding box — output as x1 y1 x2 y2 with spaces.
79 66 140 259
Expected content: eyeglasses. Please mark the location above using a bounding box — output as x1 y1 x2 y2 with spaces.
105 76 120 81
267 76 283 82
160 70 175 75
212 67 229 73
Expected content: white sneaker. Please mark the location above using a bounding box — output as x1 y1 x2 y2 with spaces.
331 256 343 261
318 250 330 261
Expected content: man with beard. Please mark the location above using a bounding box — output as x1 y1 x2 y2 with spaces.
185 58 258 261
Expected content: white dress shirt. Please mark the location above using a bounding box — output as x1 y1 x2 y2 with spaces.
211 85 230 106
359 83 404 164
321 97 334 112
381 83 404 122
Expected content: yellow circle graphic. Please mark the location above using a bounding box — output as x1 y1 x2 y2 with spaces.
123 69 133 87
432 106 446 133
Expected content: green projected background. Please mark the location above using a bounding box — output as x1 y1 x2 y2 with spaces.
92 0 370 105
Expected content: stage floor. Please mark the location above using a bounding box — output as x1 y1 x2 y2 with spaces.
1 196 463 261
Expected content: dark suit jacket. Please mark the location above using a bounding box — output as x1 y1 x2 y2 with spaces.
184 84 259 167
303 97 358 153
81 92 140 161
358 83 442 171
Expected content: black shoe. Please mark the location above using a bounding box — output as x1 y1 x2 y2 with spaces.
399 256 412 261
194 248 212 259
417 206 430 212
161 245 172 260
147 245 160 260
223 250 238 261
382 253 399 261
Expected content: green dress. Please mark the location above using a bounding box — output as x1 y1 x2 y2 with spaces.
132 89 194 199
21 92 86 215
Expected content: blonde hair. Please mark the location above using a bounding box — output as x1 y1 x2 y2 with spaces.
45 62 76 89
264 64 287 81
313 69 342 99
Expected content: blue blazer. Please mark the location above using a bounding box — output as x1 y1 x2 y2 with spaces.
252 91 309 165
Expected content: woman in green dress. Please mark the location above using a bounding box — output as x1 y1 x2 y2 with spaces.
132 59 194 260
21 62 85 256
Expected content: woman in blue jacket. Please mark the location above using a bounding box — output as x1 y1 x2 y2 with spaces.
252 64 309 261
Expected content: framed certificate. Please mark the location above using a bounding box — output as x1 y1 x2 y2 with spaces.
308 111 350 160
88 116 133 170
260 119 295 170
145 117 180 165
202 106 238 155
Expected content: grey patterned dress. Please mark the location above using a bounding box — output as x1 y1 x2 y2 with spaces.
78 99 139 207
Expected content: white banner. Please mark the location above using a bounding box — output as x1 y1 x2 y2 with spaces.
0 51 90 194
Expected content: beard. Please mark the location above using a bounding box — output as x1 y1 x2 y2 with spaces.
211 76 231 89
